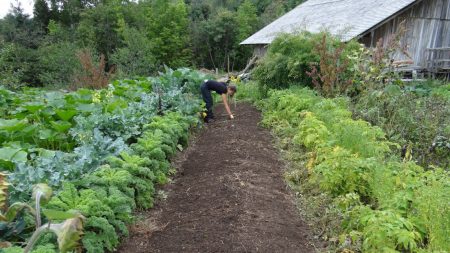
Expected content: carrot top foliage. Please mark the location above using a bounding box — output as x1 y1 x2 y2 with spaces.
240 84 449 252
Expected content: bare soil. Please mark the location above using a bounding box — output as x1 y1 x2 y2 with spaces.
116 103 314 253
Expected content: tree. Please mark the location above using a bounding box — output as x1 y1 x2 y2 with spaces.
76 2 122 62
38 41 81 88
34 0 51 29
236 0 258 42
0 2 43 86
146 0 192 68
259 0 286 27
0 43 41 87
189 1 212 21
203 9 239 71
286 0 306 9
110 26 156 77
251 0 272 14
0 1 44 48
235 0 258 68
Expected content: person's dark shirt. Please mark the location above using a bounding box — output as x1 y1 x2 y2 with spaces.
205 80 228 94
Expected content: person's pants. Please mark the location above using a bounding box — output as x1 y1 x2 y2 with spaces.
200 82 213 121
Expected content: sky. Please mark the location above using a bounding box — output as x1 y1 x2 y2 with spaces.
0 0 34 18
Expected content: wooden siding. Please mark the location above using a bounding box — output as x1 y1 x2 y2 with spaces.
253 45 268 57
360 0 450 70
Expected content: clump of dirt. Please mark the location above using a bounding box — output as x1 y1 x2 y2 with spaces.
117 103 314 253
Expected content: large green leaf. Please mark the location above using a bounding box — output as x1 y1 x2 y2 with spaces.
0 147 28 163
76 103 96 113
50 121 72 133
4 202 34 222
74 89 93 102
23 102 46 113
55 109 77 121
105 99 128 113
38 149 56 159
42 209 78 221
45 92 66 108
172 70 183 78
38 129 57 140
21 124 38 137
0 119 28 132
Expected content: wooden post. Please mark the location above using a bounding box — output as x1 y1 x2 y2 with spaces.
240 55 258 75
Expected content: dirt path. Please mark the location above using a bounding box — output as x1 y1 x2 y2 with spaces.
117 103 313 253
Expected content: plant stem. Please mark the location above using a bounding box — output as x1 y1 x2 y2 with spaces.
23 224 51 253
35 191 42 228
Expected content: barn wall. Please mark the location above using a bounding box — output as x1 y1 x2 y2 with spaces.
253 45 268 57
360 0 450 70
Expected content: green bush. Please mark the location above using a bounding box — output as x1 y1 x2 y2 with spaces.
353 85 450 168
431 83 450 100
253 32 321 92
37 42 82 88
110 27 156 78
252 32 360 95
0 43 40 89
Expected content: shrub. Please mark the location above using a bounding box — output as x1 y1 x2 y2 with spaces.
307 34 360 97
0 43 39 89
110 27 156 78
350 207 422 252
72 50 114 90
352 86 450 168
347 22 407 93
253 32 321 92
431 83 450 100
37 42 81 89
253 32 361 96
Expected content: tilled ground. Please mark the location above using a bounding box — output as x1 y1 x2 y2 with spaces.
116 103 313 253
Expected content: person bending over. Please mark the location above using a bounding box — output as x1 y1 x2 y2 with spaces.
200 79 237 123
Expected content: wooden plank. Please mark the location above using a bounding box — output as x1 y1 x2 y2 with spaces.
426 47 450 50
427 59 450 62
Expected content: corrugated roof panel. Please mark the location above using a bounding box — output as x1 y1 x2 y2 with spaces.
241 0 419 45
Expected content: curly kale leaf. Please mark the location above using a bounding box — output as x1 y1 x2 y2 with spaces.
81 165 135 200
107 153 157 208
46 183 115 220
82 217 118 253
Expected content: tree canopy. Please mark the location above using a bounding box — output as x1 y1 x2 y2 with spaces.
0 0 305 88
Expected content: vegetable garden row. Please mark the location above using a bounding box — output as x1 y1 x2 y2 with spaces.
1 62 448 252
239 83 449 252
0 68 209 252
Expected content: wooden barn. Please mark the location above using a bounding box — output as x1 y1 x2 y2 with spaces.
241 0 450 76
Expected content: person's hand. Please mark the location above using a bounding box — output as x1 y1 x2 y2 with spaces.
230 114 234 120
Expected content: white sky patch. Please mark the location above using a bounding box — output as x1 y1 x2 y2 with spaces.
0 0 34 19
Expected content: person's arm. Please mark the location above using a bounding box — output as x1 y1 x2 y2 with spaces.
221 94 234 119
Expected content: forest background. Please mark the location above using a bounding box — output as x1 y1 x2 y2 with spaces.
0 0 305 89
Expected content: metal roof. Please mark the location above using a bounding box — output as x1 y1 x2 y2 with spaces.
241 0 419 45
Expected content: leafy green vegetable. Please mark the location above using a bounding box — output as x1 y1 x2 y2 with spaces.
242 85 449 252
2 68 203 252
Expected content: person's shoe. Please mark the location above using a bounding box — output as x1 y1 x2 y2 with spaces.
205 118 215 124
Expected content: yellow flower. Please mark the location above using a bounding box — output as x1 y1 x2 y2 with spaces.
106 90 114 98
92 92 101 103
